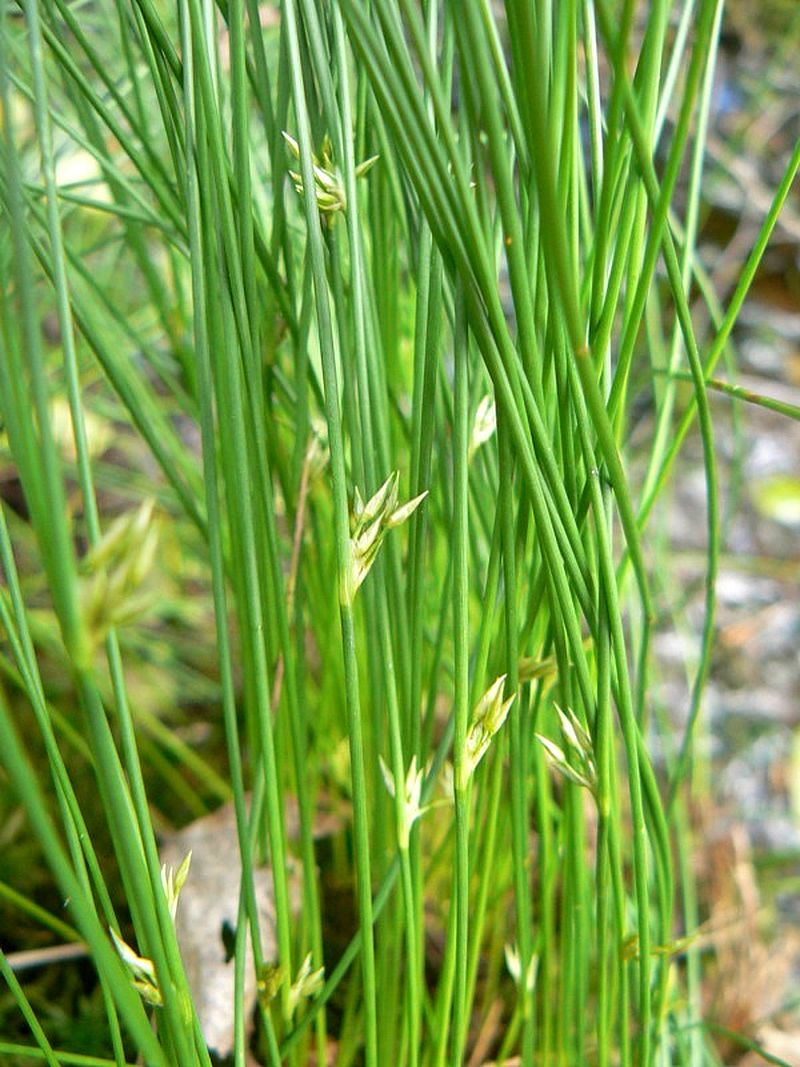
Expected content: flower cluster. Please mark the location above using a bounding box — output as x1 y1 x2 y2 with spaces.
258 953 325 1018
110 851 191 1007
458 675 515 790
535 705 598 797
80 499 159 645
344 472 427 605
287 953 325 1016
505 942 538 994
380 754 427 850
283 131 377 220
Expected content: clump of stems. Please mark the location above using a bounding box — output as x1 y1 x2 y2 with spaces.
1 1 798 1065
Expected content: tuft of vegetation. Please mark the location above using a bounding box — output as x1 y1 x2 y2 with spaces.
1 1 798 1064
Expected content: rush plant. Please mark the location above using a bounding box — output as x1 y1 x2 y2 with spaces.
1 1 798 1065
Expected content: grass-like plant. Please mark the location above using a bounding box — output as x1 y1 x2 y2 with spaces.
1 0 798 1064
